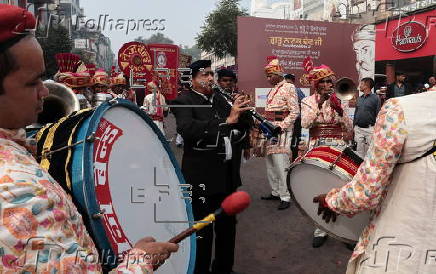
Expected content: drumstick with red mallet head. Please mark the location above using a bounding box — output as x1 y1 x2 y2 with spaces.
168 191 251 244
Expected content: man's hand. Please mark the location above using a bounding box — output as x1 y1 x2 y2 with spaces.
226 94 252 124
318 93 330 109
313 194 337 223
134 237 179 269
329 93 344 117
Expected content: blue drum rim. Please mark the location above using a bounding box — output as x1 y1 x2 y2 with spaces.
71 99 195 273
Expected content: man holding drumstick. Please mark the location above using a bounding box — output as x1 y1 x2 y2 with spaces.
314 91 436 272
0 4 177 272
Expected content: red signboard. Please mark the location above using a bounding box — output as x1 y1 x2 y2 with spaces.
148 44 180 100
391 21 428 52
118 42 153 80
376 9 436 61
118 42 180 100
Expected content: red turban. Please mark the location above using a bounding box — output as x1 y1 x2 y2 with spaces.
0 4 36 52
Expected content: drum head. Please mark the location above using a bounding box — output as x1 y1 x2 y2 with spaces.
72 100 194 273
288 163 370 243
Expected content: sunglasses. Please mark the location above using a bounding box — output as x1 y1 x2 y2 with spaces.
319 79 333 84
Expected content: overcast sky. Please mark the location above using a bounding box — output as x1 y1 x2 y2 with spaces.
79 0 251 53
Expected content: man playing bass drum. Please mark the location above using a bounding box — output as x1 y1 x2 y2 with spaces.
300 64 353 248
0 4 178 273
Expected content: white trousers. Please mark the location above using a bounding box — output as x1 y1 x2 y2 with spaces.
266 153 290 202
153 121 165 136
314 228 327 237
176 133 184 145
354 126 374 158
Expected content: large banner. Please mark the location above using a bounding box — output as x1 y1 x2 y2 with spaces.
237 17 374 106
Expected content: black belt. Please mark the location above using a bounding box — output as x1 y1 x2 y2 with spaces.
356 124 374 128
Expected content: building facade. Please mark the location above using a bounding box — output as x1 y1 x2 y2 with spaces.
1 0 27 8
374 5 436 91
250 0 295 19
200 52 235 72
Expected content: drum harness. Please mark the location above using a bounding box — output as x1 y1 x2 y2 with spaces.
36 99 121 161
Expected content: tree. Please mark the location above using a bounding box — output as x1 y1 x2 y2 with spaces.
180 45 201 61
196 0 248 59
37 25 73 78
134 33 174 44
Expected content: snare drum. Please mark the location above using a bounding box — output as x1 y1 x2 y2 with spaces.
287 146 370 243
37 99 195 273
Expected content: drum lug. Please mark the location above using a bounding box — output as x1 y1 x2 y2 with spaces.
92 209 106 219
108 98 118 105
86 133 97 143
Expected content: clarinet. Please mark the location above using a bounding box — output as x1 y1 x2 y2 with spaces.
212 85 281 139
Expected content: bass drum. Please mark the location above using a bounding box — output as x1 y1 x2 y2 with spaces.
36 99 195 273
287 146 370 243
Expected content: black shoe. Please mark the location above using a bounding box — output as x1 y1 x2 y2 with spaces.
345 242 356 251
312 236 328 248
278 201 290 210
261 194 280 201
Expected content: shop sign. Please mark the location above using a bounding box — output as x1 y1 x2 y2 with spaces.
391 21 428 52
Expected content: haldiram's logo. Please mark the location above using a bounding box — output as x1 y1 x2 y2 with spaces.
404 25 412 38
392 21 428 52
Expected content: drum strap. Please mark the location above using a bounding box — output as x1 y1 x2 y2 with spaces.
342 147 363 165
411 145 436 163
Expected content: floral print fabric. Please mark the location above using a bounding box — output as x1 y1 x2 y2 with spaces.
265 80 300 155
0 128 153 273
325 99 408 262
301 93 353 150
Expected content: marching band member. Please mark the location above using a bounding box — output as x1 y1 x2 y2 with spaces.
90 69 112 107
314 89 436 274
171 60 252 274
109 67 136 103
142 81 168 135
300 64 353 248
54 53 93 108
260 57 299 211
217 68 237 94
0 4 178 272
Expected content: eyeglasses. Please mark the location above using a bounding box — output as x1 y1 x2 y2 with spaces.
319 79 333 84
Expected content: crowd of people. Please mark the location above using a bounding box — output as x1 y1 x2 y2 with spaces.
2 3 436 274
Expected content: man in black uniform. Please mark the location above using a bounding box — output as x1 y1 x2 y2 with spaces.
217 68 237 94
171 60 252 274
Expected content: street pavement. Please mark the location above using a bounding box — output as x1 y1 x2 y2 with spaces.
164 115 351 274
